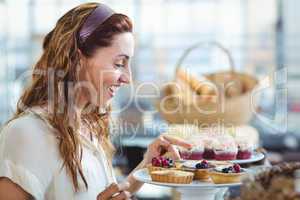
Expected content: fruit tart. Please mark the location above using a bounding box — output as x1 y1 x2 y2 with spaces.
209 164 247 184
182 160 216 181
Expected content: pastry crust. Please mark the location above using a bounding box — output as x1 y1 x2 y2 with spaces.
194 169 211 180
209 170 246 184
147 164 169 173
150 170 194 184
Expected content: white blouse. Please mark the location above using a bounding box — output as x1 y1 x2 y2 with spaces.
0 108 116 200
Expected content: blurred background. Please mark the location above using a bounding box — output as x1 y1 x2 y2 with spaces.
0 0 300 199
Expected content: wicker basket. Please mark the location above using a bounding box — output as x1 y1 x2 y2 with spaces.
158 42 259 125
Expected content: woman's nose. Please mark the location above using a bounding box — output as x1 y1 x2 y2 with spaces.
119 72 131 84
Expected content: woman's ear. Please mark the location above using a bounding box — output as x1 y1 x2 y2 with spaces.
76 49 87 81
77 49 88 67
77 49 84 65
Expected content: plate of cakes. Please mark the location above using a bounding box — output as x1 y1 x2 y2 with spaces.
134 156 249 188
164 125 264 164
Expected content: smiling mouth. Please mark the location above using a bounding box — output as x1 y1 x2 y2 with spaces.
108 85 120 97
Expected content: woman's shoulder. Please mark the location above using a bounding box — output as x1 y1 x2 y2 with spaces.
0 110 59 152
0 110 63 200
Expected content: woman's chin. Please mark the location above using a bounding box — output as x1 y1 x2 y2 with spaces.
107 89 115 98
97 96 112 110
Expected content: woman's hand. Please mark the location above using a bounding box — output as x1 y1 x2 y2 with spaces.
97 182 132 200
123 135 192 195
143 135 192 164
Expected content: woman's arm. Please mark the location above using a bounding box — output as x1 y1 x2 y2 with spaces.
125 159 147 194
0 177 34 200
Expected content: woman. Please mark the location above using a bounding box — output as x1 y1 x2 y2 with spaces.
0 2 191 200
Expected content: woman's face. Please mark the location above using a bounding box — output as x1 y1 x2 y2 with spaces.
78 32 134 109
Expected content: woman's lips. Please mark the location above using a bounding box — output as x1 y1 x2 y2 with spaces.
108 85 119 97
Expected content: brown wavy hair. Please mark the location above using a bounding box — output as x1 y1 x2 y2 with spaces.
10 2 132 191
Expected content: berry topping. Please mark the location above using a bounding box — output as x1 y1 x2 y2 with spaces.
233 164 241 173
222 168 230 173
152 157 173 167
201 160 208 165
152 157 162 167
218 164 242 173
162 159 169 167
195 160 209 169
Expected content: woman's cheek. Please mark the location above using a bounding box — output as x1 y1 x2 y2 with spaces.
106 71 121 84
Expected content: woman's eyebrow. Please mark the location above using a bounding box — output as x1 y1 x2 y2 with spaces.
116 54 129 60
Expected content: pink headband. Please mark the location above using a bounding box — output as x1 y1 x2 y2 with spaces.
79 3 115 43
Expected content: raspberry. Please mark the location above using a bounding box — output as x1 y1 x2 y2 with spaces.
233 164 241 173
162 159 169 167
152 157 162 167
151 157 157 164
201 160 208 165
152 157 174 167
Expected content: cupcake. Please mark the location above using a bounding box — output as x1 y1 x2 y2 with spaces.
209 164 247 184
147 157 175 173
178 137 204 160
202 136 218 159
235 137 254 160
150 169 194 184
213 135 238 160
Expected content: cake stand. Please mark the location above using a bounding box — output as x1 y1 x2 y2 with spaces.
133 152 264 200
133 168 241 200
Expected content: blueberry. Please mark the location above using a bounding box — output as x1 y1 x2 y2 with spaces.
222 168 229 173
195 162 209 169
195 163 202 169
202 163 209 168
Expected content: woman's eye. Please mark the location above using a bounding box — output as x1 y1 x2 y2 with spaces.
115 64 125 68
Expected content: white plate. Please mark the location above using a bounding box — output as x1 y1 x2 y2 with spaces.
180 151 265 165
133 168 242 189
230 151 265 164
